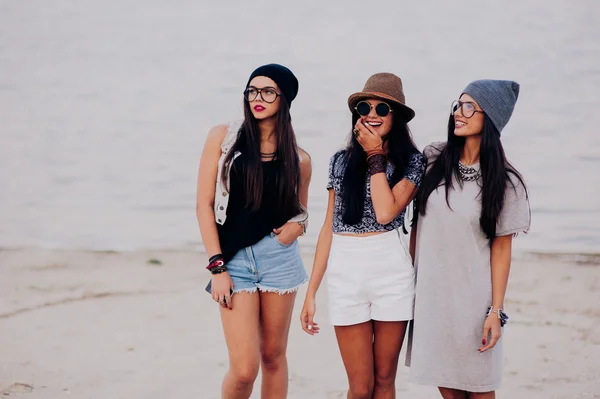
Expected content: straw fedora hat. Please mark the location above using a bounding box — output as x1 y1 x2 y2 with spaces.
347 73 415 122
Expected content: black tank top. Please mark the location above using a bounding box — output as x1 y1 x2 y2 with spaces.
217 156 293 261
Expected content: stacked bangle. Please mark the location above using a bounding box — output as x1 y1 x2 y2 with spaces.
207 254 227 275
210 265 228 274
208 254 222 263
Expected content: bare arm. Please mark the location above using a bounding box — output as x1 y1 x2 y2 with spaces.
196 124 235 309
352 120 420 225
370 176 418 225
480 234 513 352
490 234 513 310
273 149 312 242
298 149 312 227
306 189 334 298
300 189 335 335
409 219 417 264
196 124 228 257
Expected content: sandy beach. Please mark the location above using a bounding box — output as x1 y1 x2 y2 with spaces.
2 1 600 397
1 248 599 398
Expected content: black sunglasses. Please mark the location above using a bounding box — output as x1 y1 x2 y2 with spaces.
355 100 393 117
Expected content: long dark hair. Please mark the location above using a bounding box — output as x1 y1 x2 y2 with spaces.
221 95 301 218
416 114 526 242
340 108 420 225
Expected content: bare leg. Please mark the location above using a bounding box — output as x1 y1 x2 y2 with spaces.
334 321 375 399
259 291 297 399
220 292 261 399
438 387 468 399
469 391 495 399
372 321 408 399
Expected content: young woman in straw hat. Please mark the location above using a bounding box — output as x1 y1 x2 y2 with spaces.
196 63 311 398
406 80 531 398
300 73 425 398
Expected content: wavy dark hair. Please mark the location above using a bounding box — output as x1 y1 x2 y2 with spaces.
415 114 527 242
221 95 301 219
339 108 420 225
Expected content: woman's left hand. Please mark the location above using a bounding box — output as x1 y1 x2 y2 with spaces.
273 222 303 246
353 119 383 152
479 313 502 352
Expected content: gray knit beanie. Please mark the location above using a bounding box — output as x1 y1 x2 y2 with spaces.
462 79 520 135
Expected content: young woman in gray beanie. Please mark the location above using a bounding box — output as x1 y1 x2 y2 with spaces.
300 73 426 398
406 80 531 398
196 63 311 398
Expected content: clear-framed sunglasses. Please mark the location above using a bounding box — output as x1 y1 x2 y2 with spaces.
451 100 484 118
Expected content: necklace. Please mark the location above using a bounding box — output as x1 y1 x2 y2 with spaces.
261 151 276 161
458 161 481 181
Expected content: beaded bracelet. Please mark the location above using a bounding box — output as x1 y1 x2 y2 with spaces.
210 265 228 275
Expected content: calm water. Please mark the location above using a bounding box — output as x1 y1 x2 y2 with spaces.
1 1 599 254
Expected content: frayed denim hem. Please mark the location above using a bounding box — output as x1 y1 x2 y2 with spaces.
256 278 308 295
232 287 258 294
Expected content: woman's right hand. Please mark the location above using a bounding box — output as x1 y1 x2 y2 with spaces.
211 272 234 310
300 296 320 335
354 119 383 152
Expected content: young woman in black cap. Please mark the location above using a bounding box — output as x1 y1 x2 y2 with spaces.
300 73 425 398
196 63 311 398
406 80 531 398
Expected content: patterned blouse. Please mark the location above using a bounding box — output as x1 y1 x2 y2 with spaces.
327 150 426 234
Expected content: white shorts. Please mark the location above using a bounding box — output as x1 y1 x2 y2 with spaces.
326 229 415 326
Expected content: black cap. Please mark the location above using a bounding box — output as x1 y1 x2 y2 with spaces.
246 63 299 105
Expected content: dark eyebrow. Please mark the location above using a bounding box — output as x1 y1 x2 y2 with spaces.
247 85 278 90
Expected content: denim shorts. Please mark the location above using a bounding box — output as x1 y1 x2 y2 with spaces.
206 233 307 295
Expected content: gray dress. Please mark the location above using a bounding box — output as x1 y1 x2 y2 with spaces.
406 142 531 392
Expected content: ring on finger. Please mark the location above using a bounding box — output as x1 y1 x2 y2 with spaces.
353 128 360 136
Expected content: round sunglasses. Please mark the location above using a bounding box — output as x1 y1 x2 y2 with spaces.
355 100 393 117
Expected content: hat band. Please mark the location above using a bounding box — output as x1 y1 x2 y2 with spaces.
357 91 405 105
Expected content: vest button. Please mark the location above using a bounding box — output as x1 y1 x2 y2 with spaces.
219 206 224 210
222 192 227 196
217 219 222 223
